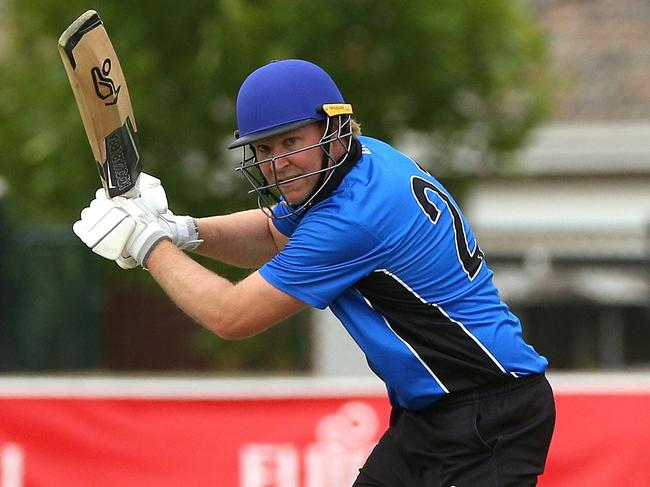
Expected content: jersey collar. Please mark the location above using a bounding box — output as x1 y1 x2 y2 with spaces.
300 137 362 211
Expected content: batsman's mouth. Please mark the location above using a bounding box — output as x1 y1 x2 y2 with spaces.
276 174 304 186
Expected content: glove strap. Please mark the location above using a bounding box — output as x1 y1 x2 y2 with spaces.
179 216 203 251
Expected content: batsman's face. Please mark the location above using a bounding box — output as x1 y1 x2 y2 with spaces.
254 123 339 205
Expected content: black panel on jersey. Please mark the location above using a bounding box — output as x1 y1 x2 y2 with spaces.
355 271 511 392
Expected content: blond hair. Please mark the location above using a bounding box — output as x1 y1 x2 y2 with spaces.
351 119 362 137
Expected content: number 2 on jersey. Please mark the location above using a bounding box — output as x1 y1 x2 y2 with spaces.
411 176 484 280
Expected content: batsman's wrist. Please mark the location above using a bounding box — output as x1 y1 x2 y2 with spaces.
141 235 173 269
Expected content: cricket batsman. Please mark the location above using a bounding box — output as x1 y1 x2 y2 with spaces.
73 59 555 486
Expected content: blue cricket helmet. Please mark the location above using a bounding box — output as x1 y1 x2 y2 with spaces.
230 59 355 219
228 59 347 149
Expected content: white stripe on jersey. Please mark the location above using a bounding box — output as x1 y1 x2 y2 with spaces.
377 269 510 375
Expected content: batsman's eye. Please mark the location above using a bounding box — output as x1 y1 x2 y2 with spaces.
255 145 271 155
283 137 298 148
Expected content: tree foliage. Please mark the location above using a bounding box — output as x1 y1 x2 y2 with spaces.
0 0 550 223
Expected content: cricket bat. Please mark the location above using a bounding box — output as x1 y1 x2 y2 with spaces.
58 10 142 198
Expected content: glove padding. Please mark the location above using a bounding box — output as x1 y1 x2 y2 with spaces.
113 197 172 268
73 191 136 260
73 190 172 268
120 172 168 214
114 172 169 269
124 172 202 250
114 208 201 269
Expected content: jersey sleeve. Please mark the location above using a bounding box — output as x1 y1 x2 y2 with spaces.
259 211 386 309
270 203 301 237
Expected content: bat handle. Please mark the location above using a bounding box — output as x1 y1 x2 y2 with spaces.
118 175 141 198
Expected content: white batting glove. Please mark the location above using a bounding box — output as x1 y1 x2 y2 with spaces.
114 173 202 267
73 191 172 268
126 173 168 211
74 172 201 268
113 208 202 269
159 210 202 250
128 172 202 250
113 197 172 268
73 190 136 261
114 172 168 269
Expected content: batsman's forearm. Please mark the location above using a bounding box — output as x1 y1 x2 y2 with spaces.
146 240 307 340
194 210 280 268
146 241 241 338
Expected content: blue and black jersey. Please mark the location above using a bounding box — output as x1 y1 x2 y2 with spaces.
259 136 547 410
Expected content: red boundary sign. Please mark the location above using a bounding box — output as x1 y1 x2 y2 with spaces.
0 374 649 486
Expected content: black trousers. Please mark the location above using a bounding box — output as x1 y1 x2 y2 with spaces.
353 374 555 487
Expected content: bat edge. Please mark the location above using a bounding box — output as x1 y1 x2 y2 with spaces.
57 10 102 69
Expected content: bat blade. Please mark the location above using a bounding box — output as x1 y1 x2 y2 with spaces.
58 10 142 197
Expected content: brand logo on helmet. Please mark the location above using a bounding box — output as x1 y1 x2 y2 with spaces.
322 104 353 117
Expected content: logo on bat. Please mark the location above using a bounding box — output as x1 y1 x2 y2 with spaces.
91 58 120 106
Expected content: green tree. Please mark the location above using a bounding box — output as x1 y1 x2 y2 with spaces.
0 0 551 372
